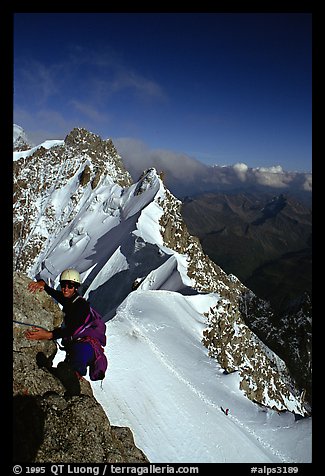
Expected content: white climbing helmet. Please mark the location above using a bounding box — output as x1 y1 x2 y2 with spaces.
60 268 81 284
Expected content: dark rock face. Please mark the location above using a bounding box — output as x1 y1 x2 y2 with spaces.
13 273 149 463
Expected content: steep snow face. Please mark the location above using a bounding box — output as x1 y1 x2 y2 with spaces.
13 127 132 275
33 167 173 317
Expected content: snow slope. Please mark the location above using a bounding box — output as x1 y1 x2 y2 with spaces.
53 286 311 463
90 290 311 463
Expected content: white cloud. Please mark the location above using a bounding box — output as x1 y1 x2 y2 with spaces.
252 166 293 188
233 162 248 181
302 174 312 192
256 165 284 174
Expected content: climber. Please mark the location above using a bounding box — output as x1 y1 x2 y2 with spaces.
25 269 95 396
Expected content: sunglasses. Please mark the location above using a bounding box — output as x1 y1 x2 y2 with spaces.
60 281 76 289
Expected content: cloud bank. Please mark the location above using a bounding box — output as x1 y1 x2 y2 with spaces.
113 137 312 199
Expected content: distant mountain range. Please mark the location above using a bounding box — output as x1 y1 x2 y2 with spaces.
181 190 312 311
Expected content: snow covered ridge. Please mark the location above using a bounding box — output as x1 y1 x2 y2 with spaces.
13 126 309 421
13 139 65 160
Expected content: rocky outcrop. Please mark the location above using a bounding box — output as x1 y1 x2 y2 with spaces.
239 290 312 409
202 297 308 415
13 272 149 463
64 128 132 189
158 187 246 299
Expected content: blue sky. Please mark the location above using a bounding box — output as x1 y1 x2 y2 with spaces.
13 12 312 173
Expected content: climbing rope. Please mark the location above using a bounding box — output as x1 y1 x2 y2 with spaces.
12 319 48 331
